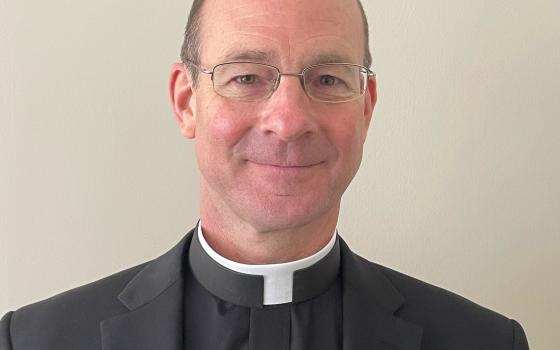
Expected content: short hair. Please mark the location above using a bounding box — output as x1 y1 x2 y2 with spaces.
180 0 372 87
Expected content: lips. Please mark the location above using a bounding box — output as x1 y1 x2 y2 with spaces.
247 160 323 168
246 161 324 179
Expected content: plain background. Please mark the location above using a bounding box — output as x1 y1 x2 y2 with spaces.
1 0 558 348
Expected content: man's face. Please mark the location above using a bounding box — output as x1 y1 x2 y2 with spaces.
176 0 376 233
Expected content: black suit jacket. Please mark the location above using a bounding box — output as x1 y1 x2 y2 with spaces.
0 229 529 350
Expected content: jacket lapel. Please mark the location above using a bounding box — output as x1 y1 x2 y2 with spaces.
340 238 423 350
100 230 195 350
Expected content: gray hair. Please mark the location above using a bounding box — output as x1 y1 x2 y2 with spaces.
180 0 372 87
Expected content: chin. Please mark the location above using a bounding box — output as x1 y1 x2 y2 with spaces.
234 194 336 233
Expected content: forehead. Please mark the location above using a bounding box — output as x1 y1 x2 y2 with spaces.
199 0 364 67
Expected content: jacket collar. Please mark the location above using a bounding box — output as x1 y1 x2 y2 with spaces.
100 228 423 350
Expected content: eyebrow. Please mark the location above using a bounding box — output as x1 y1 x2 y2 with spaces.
222 49 279 63
305 53 356 65
220 49 356 66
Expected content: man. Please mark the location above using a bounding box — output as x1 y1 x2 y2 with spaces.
0 0 529 349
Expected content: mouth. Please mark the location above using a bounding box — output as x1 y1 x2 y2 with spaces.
247 160 324 168
245 160 325 184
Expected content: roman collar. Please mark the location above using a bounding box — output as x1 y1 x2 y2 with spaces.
188 223 341 307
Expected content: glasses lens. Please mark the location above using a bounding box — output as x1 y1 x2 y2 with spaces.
304 64 367 102
212 63 278 101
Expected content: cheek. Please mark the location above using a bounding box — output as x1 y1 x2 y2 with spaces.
337 124 365 175
322 103 367 154
195 98 255 163
320 104 367 185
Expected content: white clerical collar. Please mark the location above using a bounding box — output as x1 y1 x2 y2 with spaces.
196 222 338 305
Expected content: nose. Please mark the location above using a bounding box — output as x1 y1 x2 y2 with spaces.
256 75 318 141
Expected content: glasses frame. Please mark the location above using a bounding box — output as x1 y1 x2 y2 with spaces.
184 60 376 103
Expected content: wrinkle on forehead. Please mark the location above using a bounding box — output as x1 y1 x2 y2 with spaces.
207 0 359 36
228 9 351 35
207 0 360 27
202 0 364 66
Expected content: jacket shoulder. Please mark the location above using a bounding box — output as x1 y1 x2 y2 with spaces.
372 260 527 349
7 262 148 350
0 312 14 350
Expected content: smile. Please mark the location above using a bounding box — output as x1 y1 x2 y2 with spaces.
247 160 324 168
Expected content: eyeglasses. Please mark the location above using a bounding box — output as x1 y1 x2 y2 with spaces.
184 61 376 103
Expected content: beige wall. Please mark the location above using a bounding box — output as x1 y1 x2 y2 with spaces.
1 0 558 348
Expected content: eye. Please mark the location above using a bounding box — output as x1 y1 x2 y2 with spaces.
319 75 338 86
235 75 258 84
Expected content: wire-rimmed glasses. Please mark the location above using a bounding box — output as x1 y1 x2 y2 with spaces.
185 61 376 103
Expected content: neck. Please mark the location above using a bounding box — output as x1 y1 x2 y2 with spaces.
199 187 340 264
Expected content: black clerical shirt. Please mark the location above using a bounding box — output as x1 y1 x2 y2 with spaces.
184 227 342 350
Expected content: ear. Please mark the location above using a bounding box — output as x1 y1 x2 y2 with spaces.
362 76 377 141
169 63 197 139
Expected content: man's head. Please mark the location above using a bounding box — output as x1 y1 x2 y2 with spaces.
180 0 372 87
170 0 377 235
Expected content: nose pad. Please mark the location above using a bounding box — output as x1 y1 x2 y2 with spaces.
271 73 307 99
271 77 281 95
